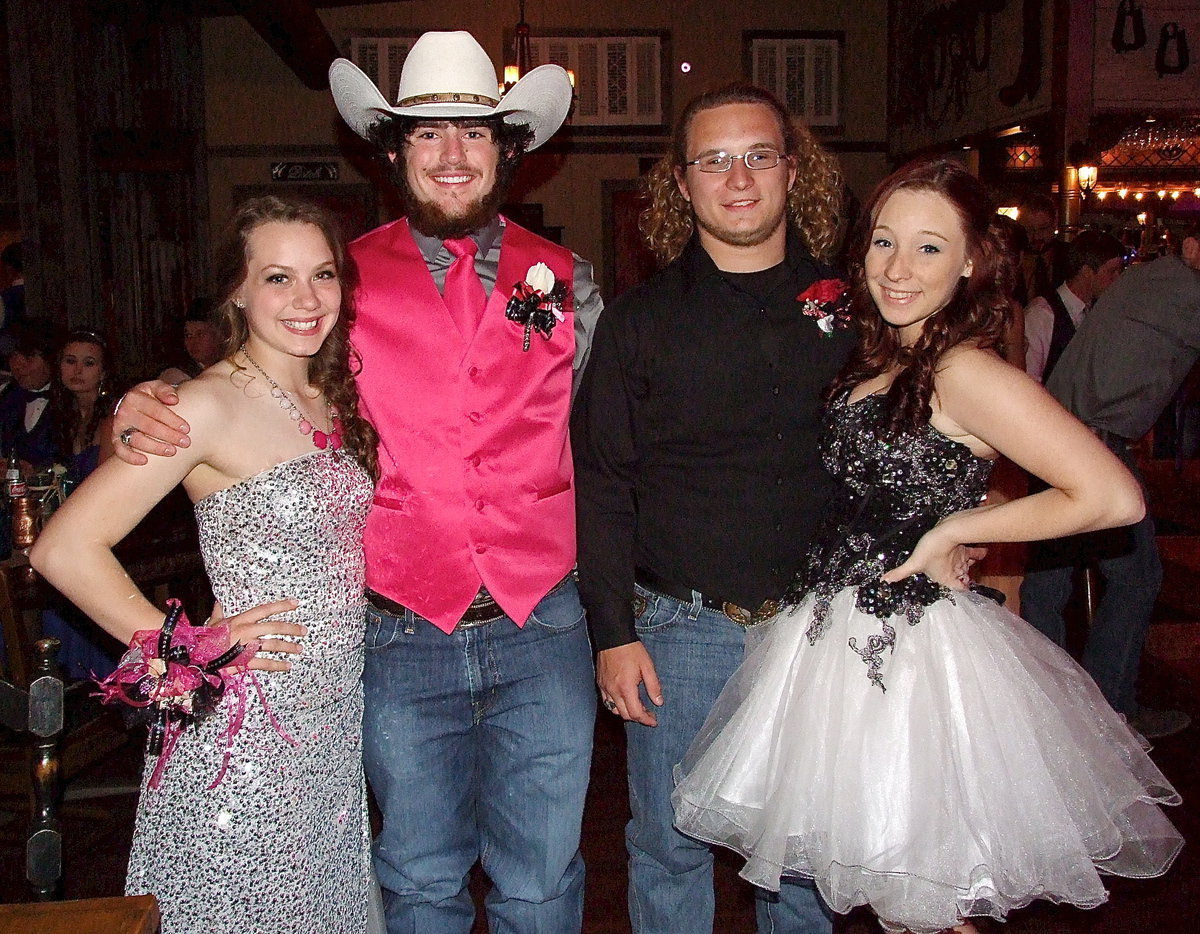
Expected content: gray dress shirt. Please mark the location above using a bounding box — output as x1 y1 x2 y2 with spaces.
1047 254 1200 439
410 216 604 397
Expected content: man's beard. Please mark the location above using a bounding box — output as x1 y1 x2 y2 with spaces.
693 209 788 250
398 171 510 241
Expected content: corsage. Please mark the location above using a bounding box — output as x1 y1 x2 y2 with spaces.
797 278 852 336
505 262 568 351
94 600 290 788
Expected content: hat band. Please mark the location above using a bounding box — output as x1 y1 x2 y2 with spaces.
395 91 500 108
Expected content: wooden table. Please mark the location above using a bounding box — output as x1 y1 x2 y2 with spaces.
0 895 159 933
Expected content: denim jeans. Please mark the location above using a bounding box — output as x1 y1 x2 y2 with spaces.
362 579 596 934
625 584 831 934
1020 443 1163 715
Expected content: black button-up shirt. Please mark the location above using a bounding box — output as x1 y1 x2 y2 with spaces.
572 232 855 651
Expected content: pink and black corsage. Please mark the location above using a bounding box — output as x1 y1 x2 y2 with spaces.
506 262 568 351
797 278 852 337
94 600 289 789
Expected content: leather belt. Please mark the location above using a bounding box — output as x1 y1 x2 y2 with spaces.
365 587 505 629
634 568 781 627
365 575 574 630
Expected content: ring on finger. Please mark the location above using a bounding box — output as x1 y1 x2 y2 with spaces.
602 697 618 713
119 427 138 446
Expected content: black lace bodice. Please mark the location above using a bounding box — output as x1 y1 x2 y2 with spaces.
785 392 994 688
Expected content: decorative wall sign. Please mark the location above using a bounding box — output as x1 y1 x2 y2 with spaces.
1112 0 1148 52
1156 23 1190 76
1094 1 1200 108
271 162 339 182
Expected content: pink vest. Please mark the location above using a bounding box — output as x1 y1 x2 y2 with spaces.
350 217 577 632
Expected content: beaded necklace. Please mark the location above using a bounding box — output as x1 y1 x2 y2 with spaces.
240 344 343 451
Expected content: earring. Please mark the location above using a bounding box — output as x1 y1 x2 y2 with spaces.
233 298 245 309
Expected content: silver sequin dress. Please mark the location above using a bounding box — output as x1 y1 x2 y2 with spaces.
673 393 1182 934
124 450 374 934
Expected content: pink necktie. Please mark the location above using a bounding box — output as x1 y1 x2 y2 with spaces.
443 237 486 338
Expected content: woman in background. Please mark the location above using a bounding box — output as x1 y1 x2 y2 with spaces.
51 328 116 481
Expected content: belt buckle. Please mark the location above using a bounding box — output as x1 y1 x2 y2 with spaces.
722 601 753 626
723 599 780 627
753 599 781 624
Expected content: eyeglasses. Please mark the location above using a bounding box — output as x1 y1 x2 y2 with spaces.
683 149 786 173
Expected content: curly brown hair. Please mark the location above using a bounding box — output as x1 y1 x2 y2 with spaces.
828 158 1013 435
213 195 379 481
641 83 843 265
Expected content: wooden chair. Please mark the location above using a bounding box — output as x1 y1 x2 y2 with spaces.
0 637 65 899
0 562 129 796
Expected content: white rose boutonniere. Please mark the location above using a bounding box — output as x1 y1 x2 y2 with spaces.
506 262 569 351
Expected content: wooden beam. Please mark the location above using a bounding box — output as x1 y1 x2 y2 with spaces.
229 0 341 91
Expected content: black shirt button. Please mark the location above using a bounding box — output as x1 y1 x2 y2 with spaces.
772 386 780 395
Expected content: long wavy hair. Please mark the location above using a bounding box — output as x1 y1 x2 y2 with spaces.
50 329 114 459
213 195 379 481
641 83 843 265
829 158 1012 435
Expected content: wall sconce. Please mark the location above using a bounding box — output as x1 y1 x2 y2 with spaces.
1077 164 1098 198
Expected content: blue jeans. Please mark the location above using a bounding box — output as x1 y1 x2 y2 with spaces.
363 580 596 934
1020 443 1162 715
625 584 831 934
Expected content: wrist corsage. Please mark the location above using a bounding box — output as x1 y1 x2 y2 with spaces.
94 600 282 789
797 278 852 336
506 262 568 351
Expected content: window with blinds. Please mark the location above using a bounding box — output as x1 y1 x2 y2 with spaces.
747 33 842 128
528 34 665 128
348 36 417 103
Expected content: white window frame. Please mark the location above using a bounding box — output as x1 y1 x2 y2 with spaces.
526 32 667 129
347 35 418 104
746 32 843 129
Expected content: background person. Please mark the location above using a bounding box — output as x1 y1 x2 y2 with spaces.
0 319 59 472
160 297 223 385
1023 229 1125 384
51 328 117 481
1022 222 1200 740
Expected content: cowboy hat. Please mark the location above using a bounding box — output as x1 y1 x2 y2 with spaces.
329 31 571 151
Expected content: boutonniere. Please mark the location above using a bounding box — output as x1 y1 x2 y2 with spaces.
506 262 568 351
797 278 852 336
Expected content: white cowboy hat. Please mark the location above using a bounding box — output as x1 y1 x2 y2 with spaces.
329 31 571 151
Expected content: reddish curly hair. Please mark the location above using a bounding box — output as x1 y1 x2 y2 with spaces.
828 158 1013 435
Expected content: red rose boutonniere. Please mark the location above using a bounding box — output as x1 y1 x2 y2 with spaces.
505 262 568 351
797 278 852 337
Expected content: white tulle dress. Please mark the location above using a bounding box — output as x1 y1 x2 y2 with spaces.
671 393 1182 934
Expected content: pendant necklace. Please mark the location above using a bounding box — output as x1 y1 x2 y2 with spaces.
240 344 343 450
